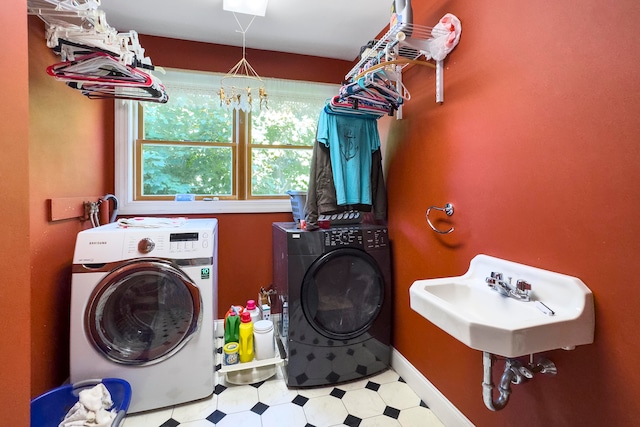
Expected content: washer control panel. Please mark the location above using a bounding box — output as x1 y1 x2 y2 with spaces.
126 231 211 257
73 220 217 264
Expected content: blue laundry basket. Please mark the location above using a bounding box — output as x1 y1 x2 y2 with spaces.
31 378 131 427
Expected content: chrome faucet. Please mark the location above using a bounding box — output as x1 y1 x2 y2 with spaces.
485 272 531 301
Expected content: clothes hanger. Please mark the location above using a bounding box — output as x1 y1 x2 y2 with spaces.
39 2 150 68
339 80 392 105
326 96 394 118
351 58 434 81
336 68 404 116
67 79 168 103
362 72 407 103
47 52 153 86
324 104 382 119
352 81 402 110
30 0 164 103
48 52 167 103
370 66 411 101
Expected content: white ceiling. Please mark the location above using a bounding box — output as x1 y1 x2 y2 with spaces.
99 0 392 61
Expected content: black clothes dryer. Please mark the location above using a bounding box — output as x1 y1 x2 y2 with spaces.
272 222 392 387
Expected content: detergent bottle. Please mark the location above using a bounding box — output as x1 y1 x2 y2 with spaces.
238 311 255 363
391 0 413 35
224 305 243 325
244 299 261 324
224 311 240 344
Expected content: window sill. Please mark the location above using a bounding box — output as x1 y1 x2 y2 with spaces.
117 199 293 215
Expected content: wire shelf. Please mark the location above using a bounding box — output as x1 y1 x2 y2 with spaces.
345 22 449 81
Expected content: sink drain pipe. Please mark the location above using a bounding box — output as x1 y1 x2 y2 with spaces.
482 351 557 411
482 352 515 411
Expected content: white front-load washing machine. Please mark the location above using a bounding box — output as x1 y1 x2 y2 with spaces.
70 218 218 413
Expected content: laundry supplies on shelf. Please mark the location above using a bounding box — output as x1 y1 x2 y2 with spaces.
238 311 255 363
223 342 240 366
224 312 240 344
244 300 261 324
253 320 275 361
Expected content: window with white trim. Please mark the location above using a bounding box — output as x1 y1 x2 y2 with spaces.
115 68 338 215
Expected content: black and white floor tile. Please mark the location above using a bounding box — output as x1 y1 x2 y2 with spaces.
122 342 444 427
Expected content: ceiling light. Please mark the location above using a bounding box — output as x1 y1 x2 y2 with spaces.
223 0 269 17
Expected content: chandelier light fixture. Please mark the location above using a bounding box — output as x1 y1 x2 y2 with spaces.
219 2 269 112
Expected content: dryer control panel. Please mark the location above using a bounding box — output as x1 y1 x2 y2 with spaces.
363 228 389 249
324 226 388 250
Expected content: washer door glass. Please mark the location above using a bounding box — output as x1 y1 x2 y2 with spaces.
85 259 202 365
301 248 384 340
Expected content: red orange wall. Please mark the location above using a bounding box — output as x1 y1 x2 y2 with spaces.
386 1 640 425
1 1 31 425
28 17 114 398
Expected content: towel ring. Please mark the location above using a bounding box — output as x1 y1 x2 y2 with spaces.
426 203 454 234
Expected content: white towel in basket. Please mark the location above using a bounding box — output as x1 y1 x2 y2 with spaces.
59 383 116 427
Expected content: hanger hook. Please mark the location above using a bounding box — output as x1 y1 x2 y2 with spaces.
426 203 454 234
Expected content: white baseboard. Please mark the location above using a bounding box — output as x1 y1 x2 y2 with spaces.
391 348 475 427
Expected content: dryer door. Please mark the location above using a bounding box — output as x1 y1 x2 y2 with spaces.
85 258 202 365
301 248 384 340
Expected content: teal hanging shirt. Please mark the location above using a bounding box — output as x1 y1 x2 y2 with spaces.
317 108 380 206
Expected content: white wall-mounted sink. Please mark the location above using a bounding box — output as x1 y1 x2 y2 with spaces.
409 255 595 357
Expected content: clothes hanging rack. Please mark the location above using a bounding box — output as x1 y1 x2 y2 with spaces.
350 58 435 81
27 0 167 103
345 15 461 109
347 25 447 77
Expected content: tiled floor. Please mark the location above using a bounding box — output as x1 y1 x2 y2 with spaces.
122 343 444 427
